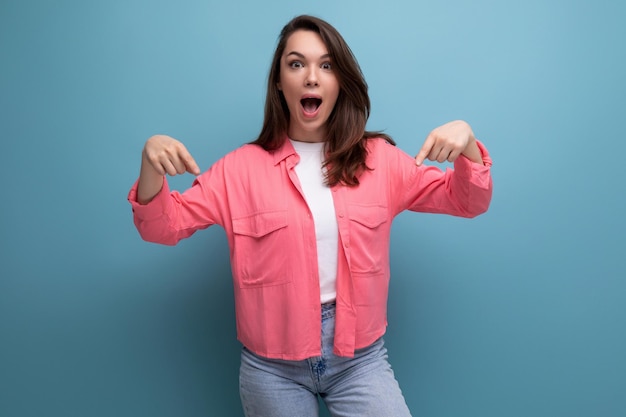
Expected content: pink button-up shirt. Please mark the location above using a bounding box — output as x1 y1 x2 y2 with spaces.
128 137 493 360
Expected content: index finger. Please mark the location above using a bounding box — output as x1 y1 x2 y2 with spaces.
178 146 201 176
415 133 436 166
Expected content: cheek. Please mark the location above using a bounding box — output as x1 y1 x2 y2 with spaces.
283 91 299 110
328 78 340 104
327 87 340 110
280 80 299 101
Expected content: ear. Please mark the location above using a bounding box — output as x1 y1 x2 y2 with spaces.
277 82 282 91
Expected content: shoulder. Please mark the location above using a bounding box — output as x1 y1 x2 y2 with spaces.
220 143 272 166
215 142 293 180
364 137 413 164
365 137 393 148
227 143 269 158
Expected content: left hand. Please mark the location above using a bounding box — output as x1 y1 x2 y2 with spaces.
415 120 483 166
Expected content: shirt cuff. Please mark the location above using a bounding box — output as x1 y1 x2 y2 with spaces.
453 139 492 176
127 177 171 221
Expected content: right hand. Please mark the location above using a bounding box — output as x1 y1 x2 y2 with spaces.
142 135 201 176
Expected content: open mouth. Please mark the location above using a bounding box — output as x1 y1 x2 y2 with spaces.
300 97 322 113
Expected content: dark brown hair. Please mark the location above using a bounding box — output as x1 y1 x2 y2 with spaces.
251 15 395 186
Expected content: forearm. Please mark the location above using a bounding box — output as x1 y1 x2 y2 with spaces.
137 153 164 204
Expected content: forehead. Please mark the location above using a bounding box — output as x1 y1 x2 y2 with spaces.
283 30 329 56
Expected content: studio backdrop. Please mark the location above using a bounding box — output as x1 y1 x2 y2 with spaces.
1 0 624 416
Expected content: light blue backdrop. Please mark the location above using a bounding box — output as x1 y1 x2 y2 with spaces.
1 0 624 416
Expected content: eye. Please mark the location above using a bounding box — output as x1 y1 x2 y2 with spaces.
289 60 303 69
321 62 332 70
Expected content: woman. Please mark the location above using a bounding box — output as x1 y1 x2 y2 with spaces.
129 15 492 417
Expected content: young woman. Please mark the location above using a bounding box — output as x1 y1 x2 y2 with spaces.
129 15 492 417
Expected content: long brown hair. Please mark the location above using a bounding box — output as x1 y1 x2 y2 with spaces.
251 15 395 186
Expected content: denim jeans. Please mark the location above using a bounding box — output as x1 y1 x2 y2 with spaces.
239 303 412 417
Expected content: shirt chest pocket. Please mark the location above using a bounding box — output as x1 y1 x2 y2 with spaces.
232 210 292 288
347 204 390 274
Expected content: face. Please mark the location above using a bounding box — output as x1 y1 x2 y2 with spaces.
277 30 340 143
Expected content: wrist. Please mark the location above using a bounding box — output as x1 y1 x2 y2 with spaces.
461 136 484 165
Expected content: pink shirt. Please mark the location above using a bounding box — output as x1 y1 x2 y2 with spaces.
128 137 493 360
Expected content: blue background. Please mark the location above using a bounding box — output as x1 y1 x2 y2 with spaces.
1 0 625 416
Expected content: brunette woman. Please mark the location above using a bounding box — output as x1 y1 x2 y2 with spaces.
129 14 492 417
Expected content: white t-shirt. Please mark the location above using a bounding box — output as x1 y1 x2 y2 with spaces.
289 139 338 304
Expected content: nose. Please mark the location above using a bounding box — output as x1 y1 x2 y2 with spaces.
305 68 319 87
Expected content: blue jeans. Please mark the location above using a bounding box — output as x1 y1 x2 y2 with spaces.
239 303 412 417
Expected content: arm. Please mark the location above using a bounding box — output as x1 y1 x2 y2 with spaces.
129 135 213 245
390 120 492 217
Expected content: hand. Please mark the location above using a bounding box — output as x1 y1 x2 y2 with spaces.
414 120 482 166
142 135 201 176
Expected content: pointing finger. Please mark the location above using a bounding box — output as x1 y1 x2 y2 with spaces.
185 157 201 176
179 148 201 176
415 133 436 166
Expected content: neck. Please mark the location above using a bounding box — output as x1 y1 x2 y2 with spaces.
288 126 327 143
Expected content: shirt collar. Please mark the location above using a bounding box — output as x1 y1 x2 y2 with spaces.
272 135 297 166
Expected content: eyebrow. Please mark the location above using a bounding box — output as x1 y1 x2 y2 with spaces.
285 51 331 60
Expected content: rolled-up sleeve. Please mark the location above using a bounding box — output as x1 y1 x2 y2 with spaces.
128 178 171 221
127 163 225 245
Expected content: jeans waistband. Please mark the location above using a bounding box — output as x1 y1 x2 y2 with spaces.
321 302 336 320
